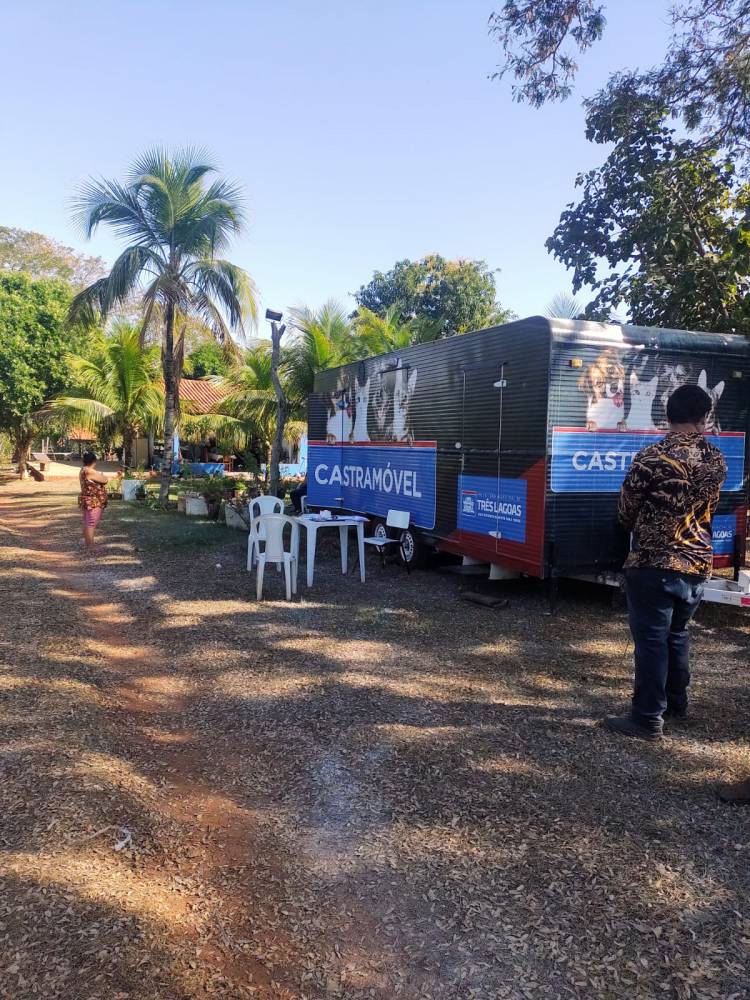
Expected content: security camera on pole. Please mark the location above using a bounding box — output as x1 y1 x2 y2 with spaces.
266 308 287 499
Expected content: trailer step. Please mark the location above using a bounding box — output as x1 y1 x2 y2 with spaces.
702 571 750 608
440 563 490 577
461 591 509 608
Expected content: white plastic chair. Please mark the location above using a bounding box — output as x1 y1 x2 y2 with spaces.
252 514 299 601
363 509 412 573
247 495 285 570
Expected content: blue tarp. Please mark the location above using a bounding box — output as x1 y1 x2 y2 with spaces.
184 462 225 476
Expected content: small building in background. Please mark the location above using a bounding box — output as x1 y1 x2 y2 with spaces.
68 426 97 458
131 378 302 472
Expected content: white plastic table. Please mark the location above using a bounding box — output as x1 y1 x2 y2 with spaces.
294 514 368 588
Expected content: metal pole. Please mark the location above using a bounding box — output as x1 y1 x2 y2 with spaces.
495 363 506 543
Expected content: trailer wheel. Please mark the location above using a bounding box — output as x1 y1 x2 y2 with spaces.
371 519 389 542
399 526 425 570
369 520 425 570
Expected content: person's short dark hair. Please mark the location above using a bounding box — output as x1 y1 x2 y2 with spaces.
82 451 97 467
667 384 713 425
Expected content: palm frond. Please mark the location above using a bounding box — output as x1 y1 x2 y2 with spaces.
180 411 248 450
129 146 216 186
187 259 257 332
71 177 161 246
174 180 245 257
42 395 116 430
45 322 163 442
545 292 583 319
68 277 112 326
409 315 444 344
353 304 417 353
189 290 232 343
284 420 306 446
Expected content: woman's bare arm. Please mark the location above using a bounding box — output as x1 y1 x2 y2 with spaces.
84 468 112 485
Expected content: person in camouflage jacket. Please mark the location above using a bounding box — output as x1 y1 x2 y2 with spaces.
604 384 726 741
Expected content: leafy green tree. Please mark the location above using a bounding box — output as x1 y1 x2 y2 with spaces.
489 1 606 106
0 274 83 475
0 432 12 465
70 147 257 501
546 83 750 333
352 305 443 354
355 255 513 336
0 226 106 288
489 1 750 157
185 340 231 378
44 322 163 467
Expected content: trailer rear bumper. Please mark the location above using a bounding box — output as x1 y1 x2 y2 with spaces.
702 572 750 608
569 569 750 609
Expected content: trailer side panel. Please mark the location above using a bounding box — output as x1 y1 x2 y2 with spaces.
546 323 750 576
308 318 551 576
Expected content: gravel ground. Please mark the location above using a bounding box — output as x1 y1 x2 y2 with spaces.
0 474 748 1000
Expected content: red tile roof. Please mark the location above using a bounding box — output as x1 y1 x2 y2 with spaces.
179 379 228 415
68 426 97 441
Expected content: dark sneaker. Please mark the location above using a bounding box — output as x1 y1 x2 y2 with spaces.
716 777 750 804
603 714 663 742
664 705 688 721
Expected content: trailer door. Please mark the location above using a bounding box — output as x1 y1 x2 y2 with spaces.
459 364 506 555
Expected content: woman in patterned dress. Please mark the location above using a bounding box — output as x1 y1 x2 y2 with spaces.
78 451 122 551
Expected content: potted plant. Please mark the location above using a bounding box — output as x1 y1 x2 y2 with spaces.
106 477 123 500
184 492 209 517
121 468 147 501
201 477 225 520
175 476 198 514
221 478 238 501
183 479 209 517
224 481 250 530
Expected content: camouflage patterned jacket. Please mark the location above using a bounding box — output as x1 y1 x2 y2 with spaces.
618 432 727 578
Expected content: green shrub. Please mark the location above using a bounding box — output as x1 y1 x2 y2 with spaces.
200 475 237 501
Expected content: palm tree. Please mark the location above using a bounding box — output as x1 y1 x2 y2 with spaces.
70 147 257 500
44 322 163 467
204 345 306 480
545 292 583 319
284 300 364 407
352 305 443 355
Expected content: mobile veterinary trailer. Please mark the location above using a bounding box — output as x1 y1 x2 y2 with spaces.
307 317 750 602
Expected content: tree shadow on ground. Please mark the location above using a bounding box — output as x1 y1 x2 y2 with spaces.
1 483 749 999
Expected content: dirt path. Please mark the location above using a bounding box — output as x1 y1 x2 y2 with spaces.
1 477 749 999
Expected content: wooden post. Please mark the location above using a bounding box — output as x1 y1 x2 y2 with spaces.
268 320 287 499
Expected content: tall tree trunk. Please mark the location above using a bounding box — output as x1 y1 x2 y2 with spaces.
268 321 287 498
122 425 135 470
13 425 34 480
160 302 177 503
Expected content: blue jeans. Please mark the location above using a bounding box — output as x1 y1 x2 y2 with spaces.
625 568 705 730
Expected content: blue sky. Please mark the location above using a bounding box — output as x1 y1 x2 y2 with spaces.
0 0 671 333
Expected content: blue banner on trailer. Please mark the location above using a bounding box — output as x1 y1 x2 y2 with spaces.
712 514 738 556
307 442 437 529
551 428 746 493
457 475 528 543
